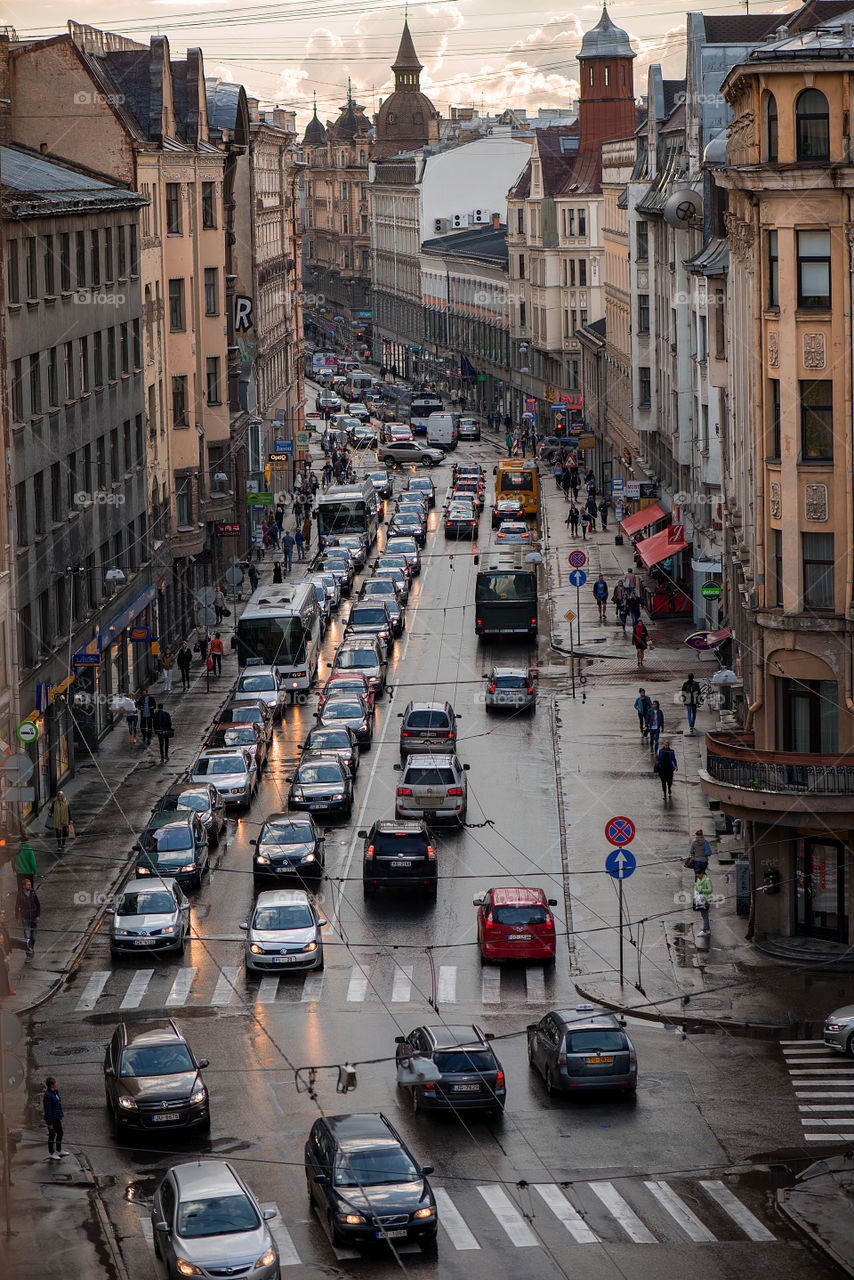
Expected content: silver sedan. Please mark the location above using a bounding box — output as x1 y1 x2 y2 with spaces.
108 879 190 956
483 667 537 713
824 1004 854 1056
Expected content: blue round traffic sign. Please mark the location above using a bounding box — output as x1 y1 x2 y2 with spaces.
568 568 587 588
605 816 635 846
605 848 637 880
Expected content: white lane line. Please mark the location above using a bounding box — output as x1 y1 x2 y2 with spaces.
805 1133 854 1141
76 971 110 1011
301 970 325 1002
526 967 545 1003
643 1181 716 1242
792 1079 854 1087
433 1188 480 1250
801 1117 854 1126
795 1091 854 1098
392 964 413 1002
782 1048 835 1055
437 966 457 1003
783 1057 839 1065
780 1039 823 1045
588 1182 656 1243
256 976 279 1003
799 1104 854 1112
481 968 501 1005
211 966 240 1006
477 1185 538 1247
787 1068 854 1075
120 970 154 1010
165 968 196 1006
261 1204 301 1267
533 1184 598 1243
699 1182 775 1242
347 964 370 1002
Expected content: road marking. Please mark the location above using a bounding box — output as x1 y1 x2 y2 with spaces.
526 967 545 1003
643 1180 716 1242
433 1188 480 1250
477 1185 538 1246
392 964 413 1002
533 1183 598 1243
779 1039 823 1045
211 966 240 1006
783 1056 838 1064
347 964 370 1002
782 1047 834 1055
805 1133 854 1140
120 970 154 1010
139 1215 154 1251
481 968 501 1004
261 1204 301 1267
437 965 457 1003
795 1091 854 1098
699 1181 775 1242
76 971 110 1011
256 976 279 1003
588 1181 656 1243
799 1104 854 1112
165 968 196 1006
301 970 325 1002
787 1068 854 1075
791 1078 854 1086
801 1117 854 1125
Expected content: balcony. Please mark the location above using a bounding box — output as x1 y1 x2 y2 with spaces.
699 729 854 817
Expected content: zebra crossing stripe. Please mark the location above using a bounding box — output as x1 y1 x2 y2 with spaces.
588 1182 656 1243
699 1181 775 1242
76 971 110 1011
779 1039 823 1045
481 968 501 1005
256 976 279 1004
805 1133 854 1141
433 1188 480 1250
261 1204 301 1267
392 965 413 1002
165 968 196 1006
301 970 324 1002
437 966 457 1003
799 1104 854 1112
119 970 154 1010
526 967 545 1003
533 1183 599 1243
139 1216 154 1250
644 1180 716 1242
346 965 370 1002
211 967 240 1006
477 1185 538 1246
795 1091 854 1099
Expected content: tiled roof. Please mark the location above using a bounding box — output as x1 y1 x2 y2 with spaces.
701 14 785 42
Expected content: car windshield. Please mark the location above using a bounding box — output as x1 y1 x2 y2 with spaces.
373 832 429 856
324 701 364 719
212 728 254 746
143 827 193 852
433 1050 494 1073
310 729 351 747
492 906 548 925
238 676 275 693
494 675 529 688
336 651 374 669
224 708 264 724
195 756 246 775
261 822 314 846
362 582 396 597
333 1145 419 1187
253 904 314 930
386 540 416 553
120 1044 195 1077
166 792 209 813
404 767 456 786
297 762 343 784
405 711 451 729
351 608 387 626
566 1030 626 1053
177 1194 259 1239
118 891 175 916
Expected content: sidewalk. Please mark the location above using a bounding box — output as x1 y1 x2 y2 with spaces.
777 1155 854 1278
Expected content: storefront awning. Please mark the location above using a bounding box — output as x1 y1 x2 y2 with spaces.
620 503 665 537
637 526 689 569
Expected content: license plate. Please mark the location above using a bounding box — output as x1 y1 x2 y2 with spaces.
134 938 159 946
586 1055 614 1065
378 1229 408 1239
151 1112 181 1122
309 802 330 810
452 1084 480 1093
271 954 304 964
510 934 532 941
392 860 412 868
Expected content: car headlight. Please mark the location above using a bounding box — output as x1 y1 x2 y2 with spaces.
176 1261 203 1278
136 866 151 875
302 940 318 952
190 1084 207 1104
291 789 305 800
114 929 131 936
180 863 196 873
117 1095 137 1110
254 1247 277 1269
414 1206 435 1219
255 854 270 865
302 853 316 863
826 1020 847 1030
342 1213 364 1225
250 943 264 954
332 792 345 801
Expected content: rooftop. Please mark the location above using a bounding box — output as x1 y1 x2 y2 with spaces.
578 4 636 60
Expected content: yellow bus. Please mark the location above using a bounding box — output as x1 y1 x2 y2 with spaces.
494 460 540 518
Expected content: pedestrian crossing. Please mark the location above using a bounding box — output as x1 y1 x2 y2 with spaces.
780 1039 854 1141
137 1177 775 1270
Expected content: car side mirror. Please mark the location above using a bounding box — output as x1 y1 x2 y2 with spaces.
483 1032 495 1041
318 918 328 928
357 829 367 839
548 898 558 906
473 895 484 907
132 844 141 852
314 1174 330 1187
526 1022 538 1033
393 763 401 772
493 465 498 475
106 908 115 915
394 1035 406 1045
155 1221 170 1234
397 712 403 718
250 839 257 846
421 1165 435 1177
463 763 470 771
104 1065 115 1077
239 922 248 931
198 1059 209 1070
285 776 293 783
263 1208 277 1221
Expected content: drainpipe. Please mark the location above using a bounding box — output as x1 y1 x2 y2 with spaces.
844 190 854 713
744 195 765 731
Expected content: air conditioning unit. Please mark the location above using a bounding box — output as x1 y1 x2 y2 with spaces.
453 213 462 228
473 209 484 222
434 218 443 234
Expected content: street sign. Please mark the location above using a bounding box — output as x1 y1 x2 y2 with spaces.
605 848 637 880
305 411 322 420
564 609 576 623
225 566 243 586
216 522 241 537
247 492 274 507
667 523 685 545
611 478 625 495
16 721 38 745
197 587 217 606
568 550 587 569
568 568 587 588
701 582 722 599
605 816 636 846
296 431 310 446
271 441 293 458
195 606 216 626
685 628 731 651
274 438 288 452
129 626 150 642
73 653 101 666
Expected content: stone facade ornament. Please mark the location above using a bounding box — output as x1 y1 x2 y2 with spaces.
805 483 828 522
724 211 754 262
802 332 826 370
767 330 779 368
769 481 781 519
637 269 649 289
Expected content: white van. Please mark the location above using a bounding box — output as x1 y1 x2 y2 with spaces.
426 412 459 451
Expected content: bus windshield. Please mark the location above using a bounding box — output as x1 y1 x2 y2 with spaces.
317 500 368 535
236 618 306 666
475 572 536 604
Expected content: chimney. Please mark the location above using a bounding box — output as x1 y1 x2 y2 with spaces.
247 96 260 123
492 212 500 229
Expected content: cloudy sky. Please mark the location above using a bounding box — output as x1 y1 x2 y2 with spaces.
11 0 786 128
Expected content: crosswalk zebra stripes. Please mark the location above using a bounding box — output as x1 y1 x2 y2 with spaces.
780 1039 854 1141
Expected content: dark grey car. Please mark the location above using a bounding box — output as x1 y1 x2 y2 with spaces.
395 1024 505 1115
527 1005 638 1096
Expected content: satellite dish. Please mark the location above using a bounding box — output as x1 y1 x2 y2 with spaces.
663 188 702 231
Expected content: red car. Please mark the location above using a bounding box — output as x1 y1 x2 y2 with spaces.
474 887 558 963
317 670 376 714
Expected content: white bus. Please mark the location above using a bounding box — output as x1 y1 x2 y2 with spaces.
409 393 444 435
235 582 322 692
315 480 380 552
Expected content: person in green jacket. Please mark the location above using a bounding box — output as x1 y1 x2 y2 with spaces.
14 841 37 894
694 868 713 937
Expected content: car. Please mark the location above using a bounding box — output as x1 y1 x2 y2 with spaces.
394 752 470 825
383 422 414 443
151 784 226 847
347 401 369 422
318 669 376 714
360 819 437 900
331 532 370 568
241 888 326 972
305 1113 437 1250
104 1019 210 1136
344 601 394 656
376 553 414 588
824 1004 854 1056
372 564 410 602
317 389 341 412
350 423 378 449
538 435 567 463
233 665 288 720
483 666 537 712
495 520 532 546
380 440 444 468
474 886 558 964
394 496 428 524
189 747 257 808
407 474 436 507
299 725 360 780
286 753 354 818
367 469 393 500
384 535 422 575
316 693 374 747
252 812 325 884
220 699 274 742
308 570 342 612
398 700 458 755
329 636 387 695
527 1004 638 1096
306 579 332 634
134 813 210 889
444 501 478 539
359 580 404 635
457 416 481 441
453 483 484 513
452 461 484 486
206 721 267 771
108 878 191 956
395 1024 505 1115
388 513 426 546
491 496 525 528
319 554 355 595
151 1160 279 1280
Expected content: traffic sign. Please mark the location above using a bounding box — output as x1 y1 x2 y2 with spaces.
611 477 625 495
605 848 637 880
225 567 243 586
605 816 635 846
701 582 722 599
568 568 587 588
16 721 38 744
568 550 587 569
564 609 576 623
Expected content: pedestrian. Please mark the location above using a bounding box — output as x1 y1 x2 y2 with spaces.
694 866 713 936
137 689 155 744
293 497 303 524
580 509 588 540
506 429 514 457
209 631 224 678
13 839 37 897
160 646 176 694
504 413 512 436
682 672 703 734
0 910 14 997
593 574 608 624
52 790 72 849
561 468 571 501
598 498 609 531
628 593 642 626
275 501 285 530
177 642 192 691
16 877 40 962
632 618 649 667
116 691 139 739
152 702 173 763
302 514 312 552
634 688 652 737
214 586 226 624
612 580 627 630
565 504 579 536
685 829 712 874
623 568 637 596
655 738 678 801
585 493 598 531
267 520 280 549
272 559 283 584
282 529 295 573
646 699 664 754
295 524 305 561
248 562 259 592
193 625 209 664
554 460 563 490
253 523 265 560
43 1077 67 1160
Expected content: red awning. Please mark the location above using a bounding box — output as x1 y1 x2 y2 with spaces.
636 525 689 569
619 503 665 537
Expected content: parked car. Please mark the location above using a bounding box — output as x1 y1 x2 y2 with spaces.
134 813 210 889
252 812 325 884
219 699 273 742
241 889 326 972
380 440 444 468
151 784 225 846
527 1004 638 1096
360 819 437 901
315 693 374 747
299 725 360 779
824 1004 854 1056
491 497 525 528
398 700 458 755
108 879 191 956
189 747 257 808
483 666 537 712
104 1018 210 1136
394 752 469 825
286 753 354 818
444 501 478 540
457 416 481 441
329 636 387 695
233 666 288 720
474 886 558 964
395 1024 504 1115
206 721 267 771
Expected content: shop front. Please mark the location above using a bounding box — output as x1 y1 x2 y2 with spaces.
634 525 693 618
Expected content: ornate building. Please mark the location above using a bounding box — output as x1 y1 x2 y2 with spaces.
372 21 440 162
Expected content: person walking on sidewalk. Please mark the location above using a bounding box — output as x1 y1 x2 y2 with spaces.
248 562 259 592
282 529 295 573
193 625 209 665
161 646 176 694
52 791 72 849
272 560 283 584
209 632 224 678
593 574 609 624
302 513 312 554
632 618 649 667
584 493 598 532
561 467 571 502
43 1078 67 1160
177 643 192 692
137 690 155 745
685 829 712 874
115 692 138 741
655 738 678 802
565 504 580 536
694 866 713 936
153 703 173 763
598 498 609 531
682 673 703 734
295 524 305 561
16 878 40 962
612 580 628 632
553 459 563 490
646 699 664 755
623 567 638 596
634 688 652 737
14 840 37 896
628 593 642 627
507 429 515 458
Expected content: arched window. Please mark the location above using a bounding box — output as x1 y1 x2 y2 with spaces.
588 66 594 87
360 149 366 164
796 88 829 161
766 92 778 161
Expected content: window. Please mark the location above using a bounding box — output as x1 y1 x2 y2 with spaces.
135 413 144 462
797 230 831 307
66 450 77 511
176 476 190 526
132 318 141 369
604 65 610 86
580 308 588 328
26 236 38 297
768 229 779 307
7 239 19 304
206 356 220 405
104 226 113 281
79 335 90 393
116 225 126 278
578 209 586 236
76 231 86 288
168 278 185 331
578 259 587 286
776 676 838 753
93 332 103 387
796 89 830 162
120 323 130 376
29 354 41 414
639 366 651 405
360 214 368 234
172 375 188 427
204 267 218 314
90 229 100 285
636 221 648 260
516 207 524 235
110 427 120 479
801 379 833 459
51 462 62 524
96 436 106 488
33 471 45 535
518 253 525 279
361 249 370 272
802 532 835 610
769 378 781 458
60 233 71 291
766 93 778 162
64 341 74 399
567 209 575 236
201 181 216 229
165 183 181 234
129 224 138 275
11 358 23 419
568 259 575 286
638 294 650 332
107 327 117 380
771 528 783 607
15 483 27 545
48 347 59 406
519 301 526 328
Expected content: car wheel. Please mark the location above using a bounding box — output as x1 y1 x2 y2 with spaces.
544 1067 557 1098
411 1087 421 1115
363 882 376 899
423 458 435 468
847 1033 854 1059
382 454 395 466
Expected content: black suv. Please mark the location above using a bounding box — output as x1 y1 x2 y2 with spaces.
359 820 437 901
395 1024 505 1116
103 1018 210 1136
305 1113 437 1250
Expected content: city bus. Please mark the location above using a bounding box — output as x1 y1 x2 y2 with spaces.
494 460 540 518
315 480 380 552
409 393 444 435
235 582 322 691
474 548 538 638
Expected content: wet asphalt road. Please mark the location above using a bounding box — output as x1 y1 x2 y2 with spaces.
26 433 840 1280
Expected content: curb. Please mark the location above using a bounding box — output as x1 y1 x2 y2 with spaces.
573 978 795 1039
77 1149 132 1280
776 1187 854 1279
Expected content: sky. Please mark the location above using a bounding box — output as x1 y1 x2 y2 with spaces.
9 0 790 129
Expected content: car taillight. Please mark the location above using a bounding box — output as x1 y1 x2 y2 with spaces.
439 730 452 738
526 683 534 694
423 1081 436 1092
401 730 409 737
426 844 435 860
397 787 413 796
544 916 555 931
495 1071 505 1089
557 1052 567 1066
531 618 537 626
629 1050 637 1064
485 912 493 927
489 683 496 693
448 787 463 797
365 845 374 859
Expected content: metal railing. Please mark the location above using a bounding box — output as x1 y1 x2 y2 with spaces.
706 750 854 795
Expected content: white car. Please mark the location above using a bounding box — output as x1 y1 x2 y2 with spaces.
189 747 257 808
240 889 326 973
233 665 288 720
108 879 190 956
317 390 341 412
495 520 532 546
394 752 470 825
458 416 481 441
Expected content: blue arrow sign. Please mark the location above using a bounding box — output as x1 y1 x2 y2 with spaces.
605 848 637 880
568 568 587 588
